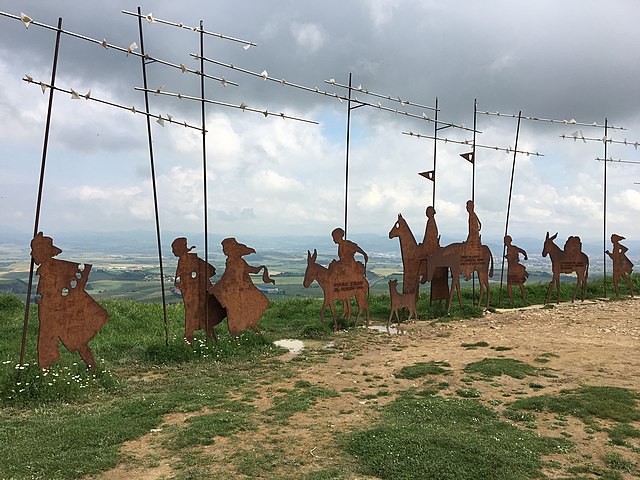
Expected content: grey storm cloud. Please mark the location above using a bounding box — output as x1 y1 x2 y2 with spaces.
3 1 639 124
2 0 640 242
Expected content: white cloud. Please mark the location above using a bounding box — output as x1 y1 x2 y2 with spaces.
250 169 304 192
290 22 325 53
361 0 401 27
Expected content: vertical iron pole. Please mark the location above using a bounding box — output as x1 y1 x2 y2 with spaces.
200 20 210 338
344 73 353 239
137 7 169 346
432 97 438 208
603 118 608 298
19 17 64 368
498 111 522 306
471 99 478 301
429 97 439 307
472 100 477 203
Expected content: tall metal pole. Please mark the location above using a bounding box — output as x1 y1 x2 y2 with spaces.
344 73 353 239
432 97 438 208
137 6 169 345
200 20 210 338
471 99 478 301
19 17 64 369
498 111 522 306
472 100 477 202
603 118 608 298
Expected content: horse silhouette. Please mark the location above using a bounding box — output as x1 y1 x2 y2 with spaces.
388 213 448 300
425 241 494 313
303 249 369 331
542 232 589 303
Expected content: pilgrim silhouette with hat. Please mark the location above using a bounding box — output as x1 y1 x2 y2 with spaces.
172 237 226 342
606 233 634 297
31 232 108 369
504 234 529 303
212 238 274 336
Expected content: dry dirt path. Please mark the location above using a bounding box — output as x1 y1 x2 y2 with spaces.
93 298 640 479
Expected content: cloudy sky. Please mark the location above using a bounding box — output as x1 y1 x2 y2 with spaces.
1 0 640 249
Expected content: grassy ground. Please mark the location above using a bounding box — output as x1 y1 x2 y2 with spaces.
0 277 638 479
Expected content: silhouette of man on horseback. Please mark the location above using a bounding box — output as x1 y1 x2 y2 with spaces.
328 228 368 294
461 200 483 279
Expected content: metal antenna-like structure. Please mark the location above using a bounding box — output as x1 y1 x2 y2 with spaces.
123 9 270 344
559 119 639 298
136 6 169 345
4 9 208 361
478 109 628 303
200 56 480 238
498 111 522 306
603 118 609 298
199 20 210 341
19 17 63 371
343 73 367 238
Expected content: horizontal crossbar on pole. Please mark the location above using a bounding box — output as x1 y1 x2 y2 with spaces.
596 157 640 165
24 76 205 131
479 109 625 130
0 11 236 87
402 131 543 156
194 55 478 133
134 87 319 124
122 10 257 46
560 134 640 148
324 78 438 112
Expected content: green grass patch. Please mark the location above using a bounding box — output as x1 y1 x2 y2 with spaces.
264 381 338 423
464 358 538 379
169 402 257 449
461 341 489 348
395 361 451 379
608 422 640 446
0 361 118 408
456 388 481 398
0 396 173 479
508 386 640 424
492 346 513 351
602 451 636 473
347 395 573 480
145 331 283 364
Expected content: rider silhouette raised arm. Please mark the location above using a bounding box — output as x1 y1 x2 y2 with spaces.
331 227 368 266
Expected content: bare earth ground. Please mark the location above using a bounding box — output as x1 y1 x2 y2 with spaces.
93 298 640 480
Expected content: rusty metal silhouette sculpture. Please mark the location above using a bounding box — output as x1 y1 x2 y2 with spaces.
504 235 529 303
606 233 634 297
420 207 449 301
211 238 274 336
388 213 449 302
31 232 108 369
542 232 589 303
423 201 494 313
388 278 417 327
303 229 370 331
172 237 226 343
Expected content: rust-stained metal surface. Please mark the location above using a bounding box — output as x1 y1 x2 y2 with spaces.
172 237 226 342
212 238 274 337
388 213 449 302
504 234 529 303
606 233 634 297
542 232 589 303
388 278 417 326
31 232 109 369
303 228 369 330
423 201 494 312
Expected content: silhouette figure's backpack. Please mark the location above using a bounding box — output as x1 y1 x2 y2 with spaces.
564 236 582 256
